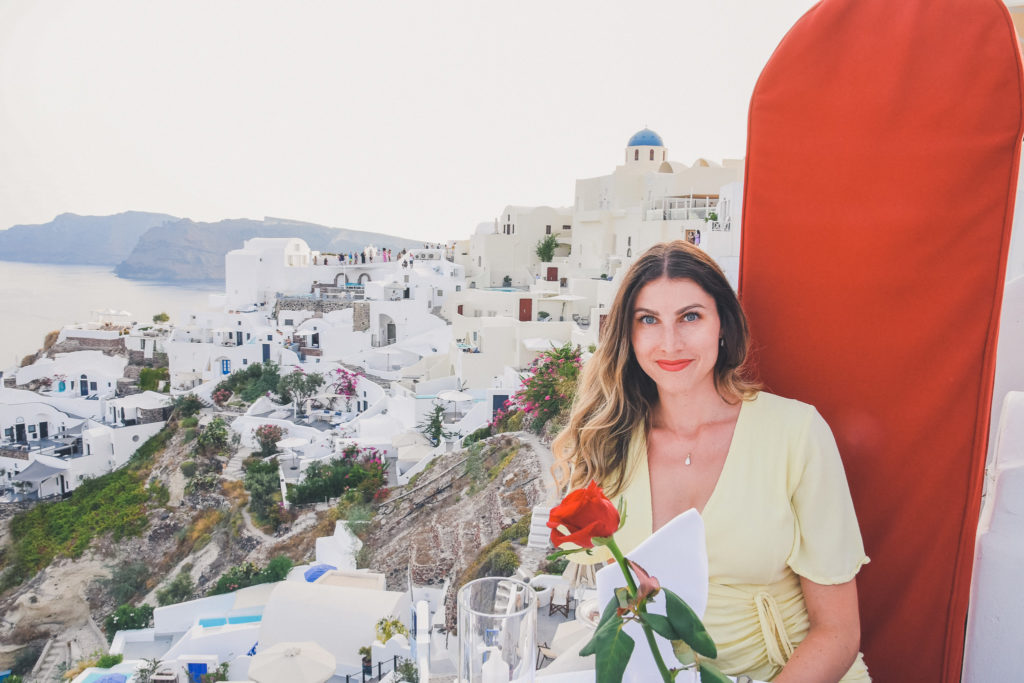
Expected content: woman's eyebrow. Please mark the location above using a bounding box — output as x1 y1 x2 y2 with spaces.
634 303 705 316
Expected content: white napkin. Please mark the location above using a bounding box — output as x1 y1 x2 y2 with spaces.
595 508 708 682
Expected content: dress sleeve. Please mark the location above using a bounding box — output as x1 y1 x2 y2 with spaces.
786 408 870 584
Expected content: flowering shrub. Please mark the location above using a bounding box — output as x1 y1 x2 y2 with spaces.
287 443 388 505
492 343 582 434
211 388 232 406
103 603 154 641
208 556 293 595
329 367 363 410
254 423 284 457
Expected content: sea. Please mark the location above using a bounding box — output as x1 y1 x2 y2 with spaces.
0 261 222 368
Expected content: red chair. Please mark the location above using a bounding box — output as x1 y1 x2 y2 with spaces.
739 1 1023 681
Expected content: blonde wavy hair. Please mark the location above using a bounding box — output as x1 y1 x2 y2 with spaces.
552 240 760 497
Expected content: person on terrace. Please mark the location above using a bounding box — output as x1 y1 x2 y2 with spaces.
553 240 870 682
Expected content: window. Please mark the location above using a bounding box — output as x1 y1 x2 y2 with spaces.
90 382 97 391
284 319 293 326
3 428 12 439
634 149 639 160
246 333 250 340
546 225 551 234
243 358 248 365
562 224 571 230
628 236 632 246
650 149 654 160
456 285 461 292
221 359 231 375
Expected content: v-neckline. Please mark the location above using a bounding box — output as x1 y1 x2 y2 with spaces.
643 396 748 533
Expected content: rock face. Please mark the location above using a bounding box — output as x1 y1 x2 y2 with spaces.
0 211 177 265
114 216 422 282
363 434 547 623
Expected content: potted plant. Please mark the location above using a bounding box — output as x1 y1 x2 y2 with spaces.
359 645 372 675
502 275 513 287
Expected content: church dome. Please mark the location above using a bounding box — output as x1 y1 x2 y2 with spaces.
627 128 664 147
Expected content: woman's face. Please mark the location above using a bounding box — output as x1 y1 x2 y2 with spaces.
630 276 722 398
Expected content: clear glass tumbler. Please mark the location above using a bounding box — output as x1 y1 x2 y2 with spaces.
457 576 537 682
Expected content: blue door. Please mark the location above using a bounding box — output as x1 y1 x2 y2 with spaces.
186 662 207 683
221 359 230 375
262 344 270 362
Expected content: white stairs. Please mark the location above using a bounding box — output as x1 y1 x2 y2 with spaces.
527 505 552 550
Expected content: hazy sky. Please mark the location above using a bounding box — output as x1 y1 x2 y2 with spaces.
0 0 819 243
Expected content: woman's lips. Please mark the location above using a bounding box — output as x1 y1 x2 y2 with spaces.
656 359 693 371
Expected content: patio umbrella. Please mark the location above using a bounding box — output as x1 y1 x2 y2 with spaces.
92 675 128 683
437 389 473 418
303 563 337 582
249 641 336 683
562 560 597 601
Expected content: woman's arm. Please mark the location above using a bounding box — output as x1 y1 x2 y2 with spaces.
773 577 861 683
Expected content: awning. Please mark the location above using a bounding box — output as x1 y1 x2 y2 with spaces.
12 460 67 485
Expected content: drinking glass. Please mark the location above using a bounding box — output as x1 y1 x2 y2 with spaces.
457 576 537 682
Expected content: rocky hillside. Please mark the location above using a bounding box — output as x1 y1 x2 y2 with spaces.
363 433 554 629
0 415 333 678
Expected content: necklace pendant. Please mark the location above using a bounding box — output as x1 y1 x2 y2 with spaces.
684 453 692 466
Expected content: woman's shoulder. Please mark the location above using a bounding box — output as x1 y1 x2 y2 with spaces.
744 390 818 421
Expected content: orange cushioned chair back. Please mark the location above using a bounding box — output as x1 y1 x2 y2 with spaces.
739 0 1023 680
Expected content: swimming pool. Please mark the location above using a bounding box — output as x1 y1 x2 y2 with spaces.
198 614 262 627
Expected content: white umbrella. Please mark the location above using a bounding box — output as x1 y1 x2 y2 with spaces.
276 437 309 450
437 389 473 418
249 641 336 683
562 560 597 602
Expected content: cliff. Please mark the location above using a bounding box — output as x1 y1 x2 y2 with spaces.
116 216 423 282
0 211 177 265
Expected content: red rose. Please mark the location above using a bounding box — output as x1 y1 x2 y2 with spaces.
547 480 620 548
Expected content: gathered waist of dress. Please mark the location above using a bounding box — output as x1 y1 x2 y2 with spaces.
703 572 809 679
704 573 870 682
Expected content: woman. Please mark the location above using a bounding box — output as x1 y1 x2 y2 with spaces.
552 241 869 682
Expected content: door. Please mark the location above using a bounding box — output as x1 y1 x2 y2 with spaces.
80 375 88 396
457 304 464 315
235 331 242 346
518 298 532 322
262 343 271 362
547 267 558 282
311 333 320 348
39 422 48 439
15 423 26 442
492 394 509 416
386 323 397 344
221 359 231 375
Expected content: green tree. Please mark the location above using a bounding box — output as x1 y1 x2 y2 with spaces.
152 312 170 323
197 417 229 455
535 234 559 262
156 570 195 606
101 561 150 604
278 370 325 415
104 603 154 641
417 403 457 447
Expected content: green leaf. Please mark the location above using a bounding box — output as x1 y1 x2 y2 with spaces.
579 601 635 683
698 662 732 683
664 588 717 658
671 639 697 667
616 496 628 531
615 587 631 610
639 612 676 641
545 547 586 562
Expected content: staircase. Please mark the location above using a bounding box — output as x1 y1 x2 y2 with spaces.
527 505 552 550
29 638 66 683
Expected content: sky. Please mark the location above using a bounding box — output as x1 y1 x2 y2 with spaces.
0 0 820 243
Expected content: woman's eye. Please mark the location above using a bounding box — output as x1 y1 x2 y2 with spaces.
639 315 657 325
682 312 700 322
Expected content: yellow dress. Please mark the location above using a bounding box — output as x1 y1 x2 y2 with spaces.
580 392 870 681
